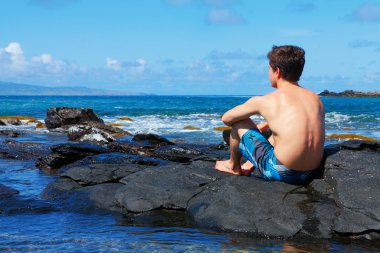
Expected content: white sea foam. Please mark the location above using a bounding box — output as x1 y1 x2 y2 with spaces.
105 114 266 136
2 112 377 144
102 113 268 144
325 112 351 124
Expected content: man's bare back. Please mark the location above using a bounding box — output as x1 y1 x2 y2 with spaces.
260 84 325 171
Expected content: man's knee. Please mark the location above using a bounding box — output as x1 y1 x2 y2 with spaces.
232 119 257 137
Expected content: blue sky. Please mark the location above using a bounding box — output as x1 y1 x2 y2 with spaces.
0 0 379 95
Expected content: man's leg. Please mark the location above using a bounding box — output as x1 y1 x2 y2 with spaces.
215 119 257 175
241 126 274 174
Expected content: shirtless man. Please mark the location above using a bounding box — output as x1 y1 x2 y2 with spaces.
215 45 325 185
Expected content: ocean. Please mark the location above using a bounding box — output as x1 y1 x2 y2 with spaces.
0 95 379 144
0 95 379 252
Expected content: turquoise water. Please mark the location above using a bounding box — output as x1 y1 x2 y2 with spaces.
0 96 379 252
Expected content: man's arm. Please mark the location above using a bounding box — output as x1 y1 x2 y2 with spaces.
221 96 265 126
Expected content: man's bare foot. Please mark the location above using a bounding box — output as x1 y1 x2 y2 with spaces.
241 160 254 176
215 160 242 175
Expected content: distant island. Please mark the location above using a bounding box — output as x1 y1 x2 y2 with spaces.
0 81 150 96
319 90 380 98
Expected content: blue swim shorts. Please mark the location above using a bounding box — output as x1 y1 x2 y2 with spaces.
239 128 317 185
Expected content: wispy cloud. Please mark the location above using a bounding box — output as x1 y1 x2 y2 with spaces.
207 9 245 24
206 49 253 60
349 39 380 51
286 0 316 13
105 57 147 75
346 3 380 22
279 28 318 37
165 0 246 25
349 39 377 48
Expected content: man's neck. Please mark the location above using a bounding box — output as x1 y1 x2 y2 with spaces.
276 79 299 89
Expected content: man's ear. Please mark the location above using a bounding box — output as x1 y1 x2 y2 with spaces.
275 67 281 78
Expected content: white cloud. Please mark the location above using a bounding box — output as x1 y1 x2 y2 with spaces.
347 3 380 22
0 42 86 84
32 53 53 64
134 58 147 74
105 57 147 75
207 9 245 24
31 53 69 73
106 57 121 71
0 42 27 72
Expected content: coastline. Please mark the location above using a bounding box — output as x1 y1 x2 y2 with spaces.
319 89 380 98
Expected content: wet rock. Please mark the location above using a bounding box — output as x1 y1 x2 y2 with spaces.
70 183 124 212
0 199 56 214
68 125 116 144
45 107 104 129
108 141 198 162
132 133 174 146
323 147 380 236
35 142 109 170
62 163 146 186
0 119 22 126
115 210 187 228
308 179 333 197
340 140 379 152
0 191 55 214
0 130 21 137
0 140 49 160
152 145 204 163
79 121 131 137
0 184 19 199
44 107 131 140
115 161 227 213
43 177 83 194
58 152 166 175
187 176 307 237
108 142 155 156
109 141 228 163
43 178 123 213
222 130 231 145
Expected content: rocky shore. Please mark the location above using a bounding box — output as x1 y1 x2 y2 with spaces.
1 107 379 242
319 90 380 97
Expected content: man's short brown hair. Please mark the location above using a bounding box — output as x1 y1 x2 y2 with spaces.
267 45 305 82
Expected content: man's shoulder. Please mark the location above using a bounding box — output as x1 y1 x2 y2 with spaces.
262 90 282 100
